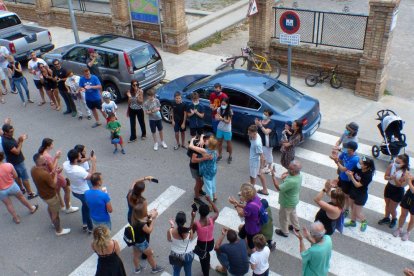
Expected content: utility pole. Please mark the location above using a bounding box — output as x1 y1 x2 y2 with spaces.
68 0 80 43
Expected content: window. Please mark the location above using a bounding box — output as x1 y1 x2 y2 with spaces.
0 15 21 30
258 83 302 113
222 88 259 109
129 45 160 70
64 47 87 63
95 51 118 69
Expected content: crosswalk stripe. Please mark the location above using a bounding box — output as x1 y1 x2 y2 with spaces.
254 185 414 262
217 207 393 276
311 131 413 164
295 147 387 185
69 185 186 276
272 163 385 215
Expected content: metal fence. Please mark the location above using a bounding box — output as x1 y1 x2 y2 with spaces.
273 7 368 50
51 0 111 14
5 0 35 4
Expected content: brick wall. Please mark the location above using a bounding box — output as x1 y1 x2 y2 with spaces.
133 22 161 46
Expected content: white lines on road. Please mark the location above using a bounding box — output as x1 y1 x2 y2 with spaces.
255 185 414 262
272 163 385 215
69 185 186 276
217 207 393 276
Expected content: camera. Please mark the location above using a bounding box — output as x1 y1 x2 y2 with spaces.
191 203 198 212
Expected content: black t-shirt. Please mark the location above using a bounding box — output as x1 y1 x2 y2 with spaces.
132 221 148 243
8 62 22 78
352 168 373 194
1 136 24 165
258 120 276 147
86 57 101 80
172 102 186 123
187 147 200 170
53 67 68 90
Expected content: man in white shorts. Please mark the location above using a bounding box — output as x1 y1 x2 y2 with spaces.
247 125 269 195
27 51 48 105
0 45 15 96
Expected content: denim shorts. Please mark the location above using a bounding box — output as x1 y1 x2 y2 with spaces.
216 129 232 141
149 120 163 133
14 162 29 181
0 182 21 200
134 240 149 252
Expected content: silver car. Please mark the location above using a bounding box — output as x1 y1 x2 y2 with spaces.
43 34 166 101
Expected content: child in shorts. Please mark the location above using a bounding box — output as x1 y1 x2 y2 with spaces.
143 88 167 151
106 113 125 154
172 91 187 150
101 91 117 124
216 97 233 164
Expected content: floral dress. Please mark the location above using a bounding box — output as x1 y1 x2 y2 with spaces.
280 132 302 169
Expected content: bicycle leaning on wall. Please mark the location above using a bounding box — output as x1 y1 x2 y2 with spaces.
305 65 343 89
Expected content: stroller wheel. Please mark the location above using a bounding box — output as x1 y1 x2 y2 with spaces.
401 134 406 143
372 145 380 158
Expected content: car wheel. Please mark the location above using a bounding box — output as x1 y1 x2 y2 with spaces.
104 82 122 103
161 102 173 123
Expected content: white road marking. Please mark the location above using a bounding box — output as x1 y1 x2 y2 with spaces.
272 163 385 215
295 147 387 185
217 207 393 276
69 186 186 276
254 185 414 262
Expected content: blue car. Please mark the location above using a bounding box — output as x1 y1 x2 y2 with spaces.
156 70 321 142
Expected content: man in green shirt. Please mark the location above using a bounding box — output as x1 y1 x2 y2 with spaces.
293 221 332 276
272 160 302 237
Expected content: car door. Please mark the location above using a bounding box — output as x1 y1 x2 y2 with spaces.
61 46 88 76
96 50 120 84
221 87 262 135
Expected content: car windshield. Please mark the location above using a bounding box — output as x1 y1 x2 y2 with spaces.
0 15 21 29
183 75 212 92
129 45 160 70
259 83 302 113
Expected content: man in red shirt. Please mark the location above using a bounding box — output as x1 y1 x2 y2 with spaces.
209 83 228 135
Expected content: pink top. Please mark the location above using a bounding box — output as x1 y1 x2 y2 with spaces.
0 163 15 190
43 152 66 188
195 218 214 242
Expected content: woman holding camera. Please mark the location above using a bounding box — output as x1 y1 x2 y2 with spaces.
167 211 195 276
192 196 219 276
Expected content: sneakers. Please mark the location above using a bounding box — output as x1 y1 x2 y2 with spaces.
27 193 38 200
344 209 349 218
71 111 77 117
153 143 159 151
91 122 102 128
360 220 368 232
65 206 79 214
121 149 126 154
344 220 357 227
151 265 164 274
199 190 206 196
161 141 167 149
401 232 410 241
393 228 402 237
268 241 276 252
174 144 180 150
56 228 71 236
378 217 391 225
128 138 137 143
227 156 232 164
82 225 88 232
389 218 397 228
216 156 222 162
87 115 92 120
113 148 118 154
23 101 26 107
28 99 34 103
78 116 83 120
134 265 144 274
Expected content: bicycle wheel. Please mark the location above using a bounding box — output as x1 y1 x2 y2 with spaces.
330 75 343 89
267 60 282 79
305 75 318 87
231 56 249 70
215 60 232 72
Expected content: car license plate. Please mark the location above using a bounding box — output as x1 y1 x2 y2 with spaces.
310 123 319 135
145 67 158 78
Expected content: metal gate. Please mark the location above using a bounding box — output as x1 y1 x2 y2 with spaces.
273 7 368 50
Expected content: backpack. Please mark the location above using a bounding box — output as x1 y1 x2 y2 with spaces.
251 201 269 225
123 225 136 246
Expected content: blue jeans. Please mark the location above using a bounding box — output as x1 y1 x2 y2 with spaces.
172 252 194 276
13 77 29 103
72 192 93 231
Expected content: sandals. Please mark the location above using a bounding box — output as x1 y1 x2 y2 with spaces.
30 204 39 214
258 189 269 196
38 101 46 106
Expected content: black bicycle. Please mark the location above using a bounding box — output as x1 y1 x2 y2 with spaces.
305 65 342 89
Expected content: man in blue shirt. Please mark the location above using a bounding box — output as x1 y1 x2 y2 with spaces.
331 140 359 217
79 68 105 128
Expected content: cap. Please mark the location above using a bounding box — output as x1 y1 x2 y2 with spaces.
346 141 358 151
347 122 359 132
88 48 96 54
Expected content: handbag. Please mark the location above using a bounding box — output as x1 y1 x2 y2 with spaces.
168 229 190 267
193 242 208 260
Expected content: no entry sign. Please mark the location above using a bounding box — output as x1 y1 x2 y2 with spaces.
280 11 300 34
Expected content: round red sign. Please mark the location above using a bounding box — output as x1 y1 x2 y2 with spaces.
279 11 301 34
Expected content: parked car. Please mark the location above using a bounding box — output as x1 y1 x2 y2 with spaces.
43 34 166 101
156 69 321 142
0 11 54 61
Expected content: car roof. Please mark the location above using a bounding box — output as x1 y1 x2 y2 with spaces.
0 11 18 17
205 70 278 96
82 34 148 53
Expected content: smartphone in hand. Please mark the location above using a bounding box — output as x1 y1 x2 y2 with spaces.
150 178 159 183
90 150 95 157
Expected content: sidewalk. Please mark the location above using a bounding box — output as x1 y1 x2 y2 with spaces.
47 25 414 152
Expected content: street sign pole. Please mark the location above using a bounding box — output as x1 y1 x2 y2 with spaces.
288 45 292 86
68 0 80 44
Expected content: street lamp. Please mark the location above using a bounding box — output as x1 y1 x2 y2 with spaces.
68 0 80 43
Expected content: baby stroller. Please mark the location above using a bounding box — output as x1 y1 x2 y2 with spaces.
372 109 407 159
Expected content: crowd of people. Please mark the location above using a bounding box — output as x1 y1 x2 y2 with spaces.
1 49 413 275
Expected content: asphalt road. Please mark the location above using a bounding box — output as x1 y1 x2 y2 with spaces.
0 66 412 276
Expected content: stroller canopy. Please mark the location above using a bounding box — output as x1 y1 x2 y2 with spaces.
379 115 404 141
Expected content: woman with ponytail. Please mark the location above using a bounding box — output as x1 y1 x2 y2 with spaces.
167 211 195 276
38 138 78 213
91 225 126 276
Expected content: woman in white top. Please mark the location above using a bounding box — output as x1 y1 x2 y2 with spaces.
378 154 409 228
167 211 195 276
